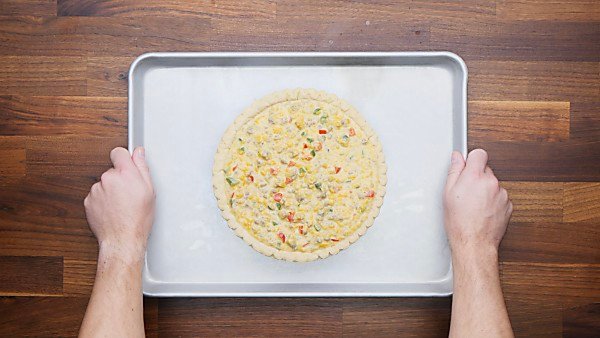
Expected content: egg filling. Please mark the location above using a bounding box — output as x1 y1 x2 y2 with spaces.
221 98 381 252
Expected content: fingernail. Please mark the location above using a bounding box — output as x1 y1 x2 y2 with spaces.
451 152 459 164
137 147 145 158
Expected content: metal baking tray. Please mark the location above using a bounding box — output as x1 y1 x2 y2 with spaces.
129 52 467 297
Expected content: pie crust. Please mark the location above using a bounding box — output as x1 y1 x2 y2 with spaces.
213 89 386 262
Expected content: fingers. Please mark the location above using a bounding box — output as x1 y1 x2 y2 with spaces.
132 146 153 187
110 147 134 171
446 150 466 189
465 148 488 174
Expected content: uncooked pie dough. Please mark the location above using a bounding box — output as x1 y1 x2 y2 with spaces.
213 89 386 262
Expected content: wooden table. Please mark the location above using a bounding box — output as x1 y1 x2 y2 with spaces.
0 1 598 336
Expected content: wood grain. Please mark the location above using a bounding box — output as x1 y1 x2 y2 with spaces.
209 16 430 52
0 297 87 337
563 183 600 222
58 0 277 19
0 96 127 136
0 56 86 96
144 297 159 338
0 175 93 219
277 0 497 21
500 221 600 264
469 101 570 142
0 16 212 57
570 101 600 140
0 0 57 16
562 303 600 338
0 149 25 177
502 182 563 222
504 300 562 338
501 262 600 307
496 0 600 21
341 298 451 337
158 298 343 337
0 256 63 296
473 140 600 181
0 216 97 260
468 61 599 102
63 259 96 296
86 57 133 97
26 136 125 176
430 20 600 61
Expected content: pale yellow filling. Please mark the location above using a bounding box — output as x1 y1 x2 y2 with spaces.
223 99 379 252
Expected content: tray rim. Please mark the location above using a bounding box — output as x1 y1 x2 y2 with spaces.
129 51 468 297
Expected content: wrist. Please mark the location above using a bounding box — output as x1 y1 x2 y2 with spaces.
451 241 498 265
98 240 146 268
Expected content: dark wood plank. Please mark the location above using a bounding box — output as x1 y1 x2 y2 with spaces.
500 222 600 264
0 96 126 136
0 149 25 179
504 300 562 338
0 0 57 16
0 215 97 260
0 297 87 337
144 297 159 338
570 101 600 141
277 0 497 21
63 259 96 296
58 0 276 18
468 61 599 102
501 262 600 307
26 135 125 176
0 15 211 57
502 182 563 222
563 303 600 338
430 20 600 61
471 140 600 181
158 298 343 337
210 16 429 52
0 175 93 219
469 101 570 142
496 0 600 21
0 256 62 296
86 57 132 97
563 183 600 222
0 56 86 96
341 298 451 337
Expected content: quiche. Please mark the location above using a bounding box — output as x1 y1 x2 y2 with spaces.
213 89 386 262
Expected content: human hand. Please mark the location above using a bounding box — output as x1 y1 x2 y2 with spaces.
84 147 155 263
443 149 512 257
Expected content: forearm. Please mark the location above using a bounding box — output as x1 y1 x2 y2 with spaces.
450 245 513 338
79 243 146 338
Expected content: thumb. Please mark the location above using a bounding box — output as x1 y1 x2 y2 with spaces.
132 146 152 186
446 151 465 189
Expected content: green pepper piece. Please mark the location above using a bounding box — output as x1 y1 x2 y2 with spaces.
226 177 239 186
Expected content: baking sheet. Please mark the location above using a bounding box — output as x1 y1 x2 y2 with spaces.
129 52 467 296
